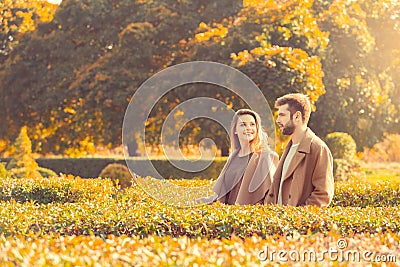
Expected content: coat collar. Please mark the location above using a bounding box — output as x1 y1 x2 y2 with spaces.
295 128 316 154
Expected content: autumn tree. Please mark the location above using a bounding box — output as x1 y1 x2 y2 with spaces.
172 0 329 152
0 0 57 64
310 0 400 149
6 126 42 178
0 0 242 154
0 0 58 145
1 0 399 154
181 0 399 150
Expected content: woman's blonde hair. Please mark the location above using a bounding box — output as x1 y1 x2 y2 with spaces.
230 109 268 153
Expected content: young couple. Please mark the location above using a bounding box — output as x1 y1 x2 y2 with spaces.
197 93 334 207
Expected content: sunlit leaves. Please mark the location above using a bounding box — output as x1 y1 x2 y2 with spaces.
333 180 400 207
0 174 398 265
195 23 229 43
191 0 329 115
0 0 245 154
1 0 399 154
191 0 399 150
238 0 329 52
232 46 325 108
0 233 399 266
0 176 399 239
1 0 57 33
0 0 58 59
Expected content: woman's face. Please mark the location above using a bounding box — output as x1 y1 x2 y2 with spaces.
235 114 257 145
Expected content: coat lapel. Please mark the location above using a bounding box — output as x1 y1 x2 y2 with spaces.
272 141 290 189
282 128 314 182
248 152 275 192
282 152 305 181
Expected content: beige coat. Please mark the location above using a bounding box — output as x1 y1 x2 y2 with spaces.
197 150 277 205
264 128 334 207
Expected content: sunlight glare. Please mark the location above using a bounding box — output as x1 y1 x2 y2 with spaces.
47 0 62 5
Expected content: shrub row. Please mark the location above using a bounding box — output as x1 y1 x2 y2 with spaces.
333 181 400 207
0 158 227 179
0 186 399 238
0 175 116 204
1 175 399 207
1 232 398 266
0 177 398 239
0 155 369 181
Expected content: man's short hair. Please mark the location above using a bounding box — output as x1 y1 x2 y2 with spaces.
275 93 311 125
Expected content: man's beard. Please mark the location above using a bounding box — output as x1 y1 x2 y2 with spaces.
281 120 295 135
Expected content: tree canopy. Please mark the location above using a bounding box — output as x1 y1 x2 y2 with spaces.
0 0 399 154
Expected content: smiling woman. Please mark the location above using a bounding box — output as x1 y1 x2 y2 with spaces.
197 109 279 205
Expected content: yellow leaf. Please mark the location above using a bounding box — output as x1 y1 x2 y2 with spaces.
63 107 76 114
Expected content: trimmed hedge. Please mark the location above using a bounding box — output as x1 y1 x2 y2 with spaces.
0 162 8 178
325 132 357 160
1 175 398 208
1 233 399 266
325 132 360 181
8 166 57 179
1 192 399 238
0 176 399 239
333 181 400 207
0 175 117 204
99 163 133 189
0 158 227 179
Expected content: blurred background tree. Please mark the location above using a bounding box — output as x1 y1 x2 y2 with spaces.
0 0 243 154
0 0 399 156
310 0 400 150
1 0 58 64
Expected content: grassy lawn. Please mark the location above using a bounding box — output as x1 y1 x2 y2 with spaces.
360 162 400 183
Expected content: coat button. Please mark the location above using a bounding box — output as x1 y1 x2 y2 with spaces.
269 193 274 197
288 194 291 199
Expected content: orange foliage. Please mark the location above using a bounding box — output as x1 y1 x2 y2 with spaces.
362 134 400 162
1 0 58 34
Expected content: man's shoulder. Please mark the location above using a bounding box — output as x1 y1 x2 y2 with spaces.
307 129 330 151
311 134 327 147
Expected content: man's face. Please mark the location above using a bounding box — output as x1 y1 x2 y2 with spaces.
276 104 296 135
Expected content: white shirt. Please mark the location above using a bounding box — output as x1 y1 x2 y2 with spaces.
277 143 299 206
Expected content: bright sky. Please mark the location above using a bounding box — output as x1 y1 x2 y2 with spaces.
47 0 62 4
